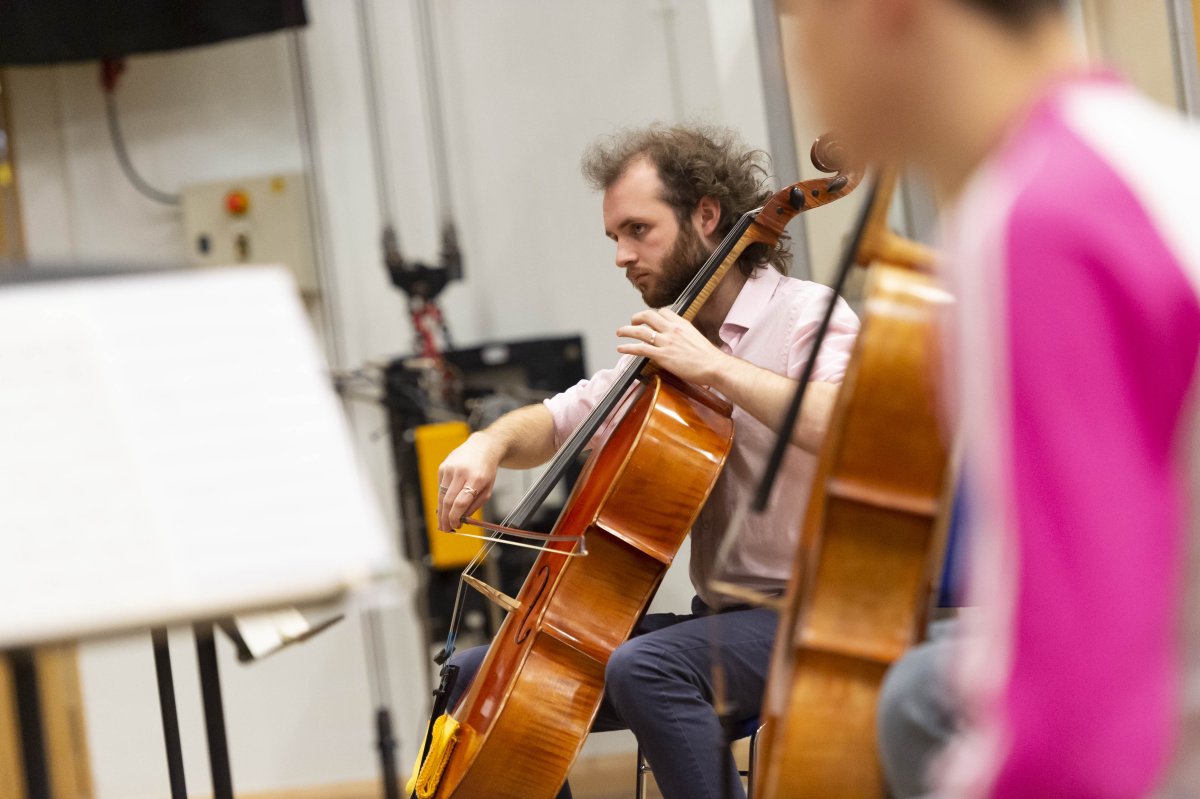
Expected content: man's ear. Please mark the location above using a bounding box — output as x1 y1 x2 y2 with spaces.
693 196 721 239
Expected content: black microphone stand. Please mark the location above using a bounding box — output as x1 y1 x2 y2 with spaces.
9 649 51 799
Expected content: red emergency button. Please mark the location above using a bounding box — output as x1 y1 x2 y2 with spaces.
225 189 250 216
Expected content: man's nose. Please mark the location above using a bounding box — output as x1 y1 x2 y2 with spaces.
615 242 637 269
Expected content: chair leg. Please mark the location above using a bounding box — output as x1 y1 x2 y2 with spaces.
635 745 647 799
745 725 763 798
637 726 762 799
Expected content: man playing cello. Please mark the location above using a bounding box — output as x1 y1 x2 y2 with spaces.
435 123 858 799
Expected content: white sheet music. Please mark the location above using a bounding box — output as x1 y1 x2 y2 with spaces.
0 266 397 647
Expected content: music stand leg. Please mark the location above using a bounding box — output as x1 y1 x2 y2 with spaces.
151 629 189 799
375 706 401 799
194 623 235 799
10 649 50 799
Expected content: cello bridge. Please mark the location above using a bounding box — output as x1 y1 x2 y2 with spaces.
462 573 521 613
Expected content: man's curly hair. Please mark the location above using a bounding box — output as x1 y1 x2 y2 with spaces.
580 123 790 276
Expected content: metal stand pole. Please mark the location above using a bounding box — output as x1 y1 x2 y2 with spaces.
151 628 189 799
10 649 50 799
362 607 402 799
375 706 401 799
750 0 813 281
1167 0 1200 116
194 623 234 799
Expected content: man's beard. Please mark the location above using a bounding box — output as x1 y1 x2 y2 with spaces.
639 222 713 308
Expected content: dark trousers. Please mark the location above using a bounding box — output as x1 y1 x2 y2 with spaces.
446 596 778 799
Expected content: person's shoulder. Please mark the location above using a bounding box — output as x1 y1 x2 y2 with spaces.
1002 78 1200 259
771 272 836 302
997 82 1200 346
770 272 860 329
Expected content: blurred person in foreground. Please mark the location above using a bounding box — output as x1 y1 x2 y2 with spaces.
791 0 1200 796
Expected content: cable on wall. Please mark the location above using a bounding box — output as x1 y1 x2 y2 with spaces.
656 0 687 121
356 0 463 357
357 0 398 232
412 0 455 228
100 58 180 206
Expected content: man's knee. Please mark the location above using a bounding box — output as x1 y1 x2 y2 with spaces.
879 646 925 732
879 642 950 741
445 645 489 708
877 640 956 798
605 636 665 702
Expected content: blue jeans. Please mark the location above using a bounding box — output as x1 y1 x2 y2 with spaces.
446 596 778 799
876 619 960 798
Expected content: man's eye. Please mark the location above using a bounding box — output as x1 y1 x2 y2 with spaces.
632 224 647 236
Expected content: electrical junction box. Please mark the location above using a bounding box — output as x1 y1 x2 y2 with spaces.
181 172 319 296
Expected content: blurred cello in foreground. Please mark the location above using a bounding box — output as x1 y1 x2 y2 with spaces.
752 171 953 798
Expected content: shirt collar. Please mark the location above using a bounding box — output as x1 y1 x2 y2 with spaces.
718 266 784 348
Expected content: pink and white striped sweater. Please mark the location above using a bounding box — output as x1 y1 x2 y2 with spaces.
939 73 1200 798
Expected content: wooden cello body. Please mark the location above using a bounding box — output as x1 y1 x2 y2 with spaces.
435 374 732 799
753 176 952 798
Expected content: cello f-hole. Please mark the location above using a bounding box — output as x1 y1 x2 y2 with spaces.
515 565 551 645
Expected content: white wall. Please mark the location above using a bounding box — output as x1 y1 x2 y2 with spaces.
5 1 772 795
1079 0 1179 108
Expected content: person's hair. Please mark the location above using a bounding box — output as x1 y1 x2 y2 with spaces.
960 0 1065 27
580 123 790 276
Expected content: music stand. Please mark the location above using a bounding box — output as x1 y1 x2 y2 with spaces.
0 265 398 799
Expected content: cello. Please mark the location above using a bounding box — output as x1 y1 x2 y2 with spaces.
407 139 863 799
751 171 953 798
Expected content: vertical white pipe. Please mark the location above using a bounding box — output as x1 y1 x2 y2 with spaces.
748 0 813 280
1167 0 1200 116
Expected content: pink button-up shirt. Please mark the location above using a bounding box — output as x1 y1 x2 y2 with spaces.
544 266 859 607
